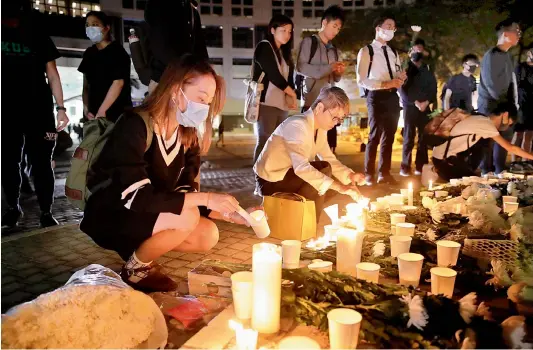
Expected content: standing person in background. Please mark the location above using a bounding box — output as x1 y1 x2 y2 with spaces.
252 14 297 163
443 54 479 112
2 1 69 228
356 15 407 185
216 116 225 147
296 5 346 152
478 19 521 176
399 39 437 177
79 11 132 123
512 48 533 161
144 0 208 94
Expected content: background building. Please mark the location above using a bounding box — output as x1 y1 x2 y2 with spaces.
33 0 413 131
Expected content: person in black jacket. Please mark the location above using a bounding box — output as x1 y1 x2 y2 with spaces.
80 56 254 292
145 0 208 93
252 14 297 163
399 39 437 177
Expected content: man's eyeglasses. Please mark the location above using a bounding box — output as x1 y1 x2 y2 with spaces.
327 110 346 124
380 25 397 32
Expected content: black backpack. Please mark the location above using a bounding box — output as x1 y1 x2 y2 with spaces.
295 35 338 100
358 44 397 98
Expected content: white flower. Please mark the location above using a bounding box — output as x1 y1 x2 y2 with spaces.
459 292 477 324
411 25 422 32
509 224 524 241
425 228 437 241
501 316 532 349
476 302 492 321
372 240 386 257
422 196 437 210
468 210 485 229
486 260 513 288
401 294 428 330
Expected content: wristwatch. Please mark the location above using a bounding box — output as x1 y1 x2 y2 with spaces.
56 106 67 112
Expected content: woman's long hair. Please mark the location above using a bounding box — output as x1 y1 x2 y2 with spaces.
266 14 294 67
136 55 225 154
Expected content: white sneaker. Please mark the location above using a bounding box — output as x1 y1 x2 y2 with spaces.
414 170 422 176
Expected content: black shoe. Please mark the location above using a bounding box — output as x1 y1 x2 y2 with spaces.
1 206 23 229
40 212 59 228
377 174 398 185
364 174 375 186
120 264 178 293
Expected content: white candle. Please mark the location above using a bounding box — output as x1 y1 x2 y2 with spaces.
252 243 282 334
229 320 258 350
429 180 433 190
408 182 414 206
278 336 320 349
336 228 364 276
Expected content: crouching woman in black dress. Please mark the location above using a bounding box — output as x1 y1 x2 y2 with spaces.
81 56 249 292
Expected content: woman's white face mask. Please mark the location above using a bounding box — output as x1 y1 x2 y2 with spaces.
174 88 210 128
378 28 395 41
86 26 104 43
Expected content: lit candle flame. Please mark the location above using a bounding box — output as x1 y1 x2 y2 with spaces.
229 320 258 350
429 180 433 190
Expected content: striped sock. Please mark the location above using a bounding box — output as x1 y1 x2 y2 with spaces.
124 252 152 282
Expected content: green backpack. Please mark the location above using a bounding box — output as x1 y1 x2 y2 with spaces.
65 114 153 210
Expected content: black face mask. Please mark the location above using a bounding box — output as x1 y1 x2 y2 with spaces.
467 66 477 74
411 52 424 62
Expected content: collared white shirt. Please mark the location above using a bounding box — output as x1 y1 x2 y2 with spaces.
356 39 402 91
254 109 354 194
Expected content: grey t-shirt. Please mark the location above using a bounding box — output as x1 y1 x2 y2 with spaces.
445 73 476 112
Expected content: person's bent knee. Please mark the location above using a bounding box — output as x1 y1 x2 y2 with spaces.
196 218 219 251
181 207 201 233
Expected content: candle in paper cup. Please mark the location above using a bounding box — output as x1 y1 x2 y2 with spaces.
429 180 433 190
401 205 418 211
336 228 364 276
504 202 519 214
308 261 333 273
324 204 339 224
390 213 406 225
407 182 414 206
396 222 415 236
356 262 380 283
249 210 270 238
376 197 388 205
281 240 301 269
231 271 254 320
450 178 461 186
435 190 448 198
390 236 412 257
324 224 340 241
436 240 461 267
391 193 404 204
420 191 434 198
252 243 282 333
278 336 320 349
502 196 518 203
430 267 457 298
370 201 381 211
389 204 404 211
229 320 258 350
327 308 362 350
311 259 323 263
398 253 424 287
400 189 409 204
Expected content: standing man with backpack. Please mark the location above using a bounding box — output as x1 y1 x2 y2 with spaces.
429 104 532 181
478 19 521 176
356 15 407 185
296 5 346 151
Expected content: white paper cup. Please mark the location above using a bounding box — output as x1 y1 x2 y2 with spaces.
504 202 519 214
430 267 457 298
401 205 418 211
502 196 518 203
281 240 302 269
450 179 461 186
390 236 412 257
278 336 321 349
436 240 461 267
377 197 388 205
346 203 361 217
396 222 415 236
400 189 409 202
370 202 382 211
230 271 253 320
324 224 340 238
308 261 333 273
390 193 404 204
356 262 380 283
435 190 449 198
327 308 363 350
249 210 270 238
419 191 434 198
390 213 406 225
398 253 424 288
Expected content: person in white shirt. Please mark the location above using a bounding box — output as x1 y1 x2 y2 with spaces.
356 15 407 186
432 103 533 181
254 87 364 221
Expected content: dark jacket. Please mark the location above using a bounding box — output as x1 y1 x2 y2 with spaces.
253 41 295 104
399 61 437 107
145 0 208 83
478 46 515 115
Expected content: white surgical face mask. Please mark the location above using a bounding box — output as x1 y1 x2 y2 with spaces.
379 28 395 42
86 26 104 43
175 88 210 128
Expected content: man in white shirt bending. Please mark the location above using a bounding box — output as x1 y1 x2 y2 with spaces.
432 103 533 181
254 87 364 221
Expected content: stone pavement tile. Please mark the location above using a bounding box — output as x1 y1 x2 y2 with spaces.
218 231 236 238
164 251 187 259
242 245 253 253
169 267 192 279
17 267 43 279
232 251 252 261
185 261 201 269
107 263 123 273
1 275 17 285
180 253 206 262
94 257 122 267
242 258 253 265
242 238 262 245
25 273 49 284
25 283 56 296
2 282 24 295
220 237 240 244
156 256 172 265
163 259 190 269
228 242 250 251
203 253 228 261
52 272 74 284
213 242 230 250
84 251 109 261
47 264 74 275
216 248 240 257
58 253 81 262
230 232 254 239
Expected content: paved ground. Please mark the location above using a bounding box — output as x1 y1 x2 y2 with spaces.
1 133 411 312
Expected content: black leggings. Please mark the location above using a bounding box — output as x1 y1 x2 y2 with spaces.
2 118 57 212
256 161 332 222
432 140 487 181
